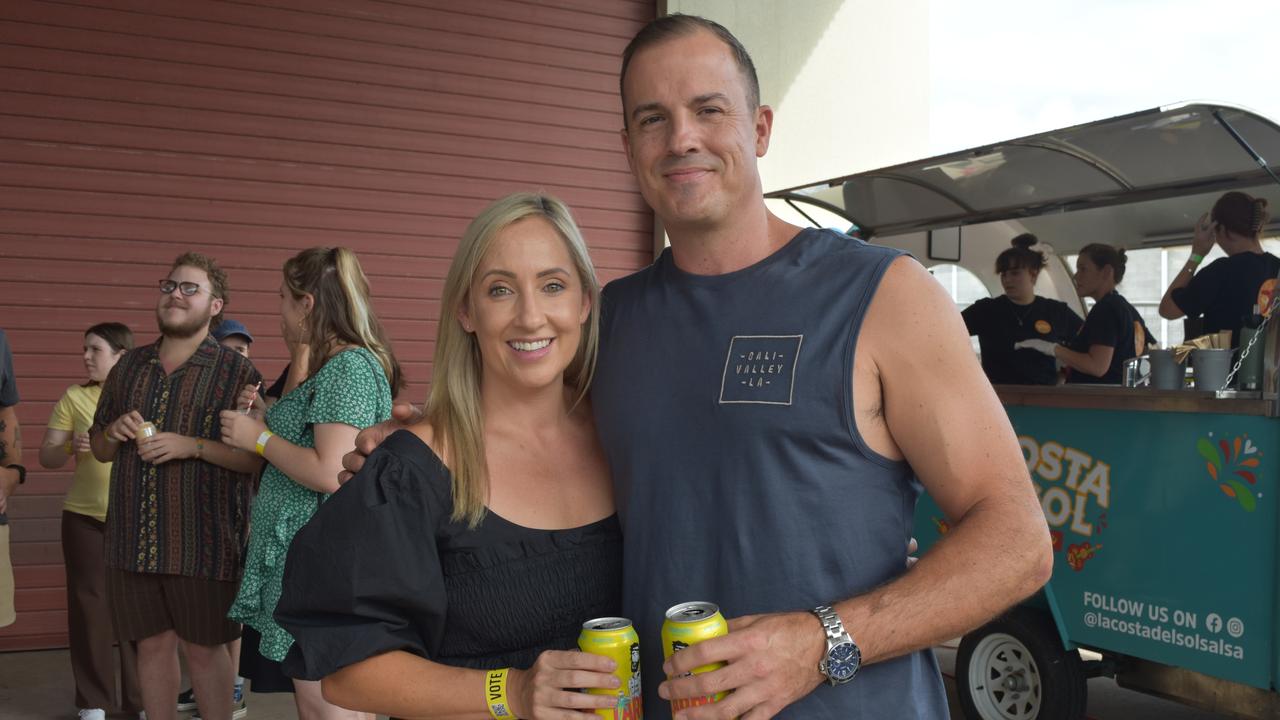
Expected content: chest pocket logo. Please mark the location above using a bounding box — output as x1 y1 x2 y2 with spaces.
719 335 803 405
1035 319 1052 335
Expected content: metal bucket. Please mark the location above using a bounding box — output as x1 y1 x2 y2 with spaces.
1148 349 1183 390
1191 348 1233 391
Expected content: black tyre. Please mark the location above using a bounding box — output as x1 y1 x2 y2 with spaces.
956 607 1088 720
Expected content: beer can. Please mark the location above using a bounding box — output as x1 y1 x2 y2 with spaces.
136 421 157 440
661 601 729 710
578 617 643 720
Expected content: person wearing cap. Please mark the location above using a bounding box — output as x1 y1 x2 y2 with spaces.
186 317 253 717
213 319 254 359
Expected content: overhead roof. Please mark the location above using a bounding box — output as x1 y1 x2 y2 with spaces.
766 102 1280 253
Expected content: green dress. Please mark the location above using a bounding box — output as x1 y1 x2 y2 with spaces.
228 347 392 661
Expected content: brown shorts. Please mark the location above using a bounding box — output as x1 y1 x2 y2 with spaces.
107 568 241 646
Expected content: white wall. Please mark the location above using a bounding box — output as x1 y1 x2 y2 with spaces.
664 0 931 196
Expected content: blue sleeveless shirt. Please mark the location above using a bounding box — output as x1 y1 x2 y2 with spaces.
592 228 948 719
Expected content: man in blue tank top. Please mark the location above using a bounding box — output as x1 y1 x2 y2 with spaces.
343 14 1054 720
592 15 1053 719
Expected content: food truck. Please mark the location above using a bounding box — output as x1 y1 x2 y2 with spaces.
765 102 1280 720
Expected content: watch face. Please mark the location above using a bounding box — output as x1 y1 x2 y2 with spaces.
827 642 861 681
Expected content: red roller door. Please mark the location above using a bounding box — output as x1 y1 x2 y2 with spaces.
0 0 654 651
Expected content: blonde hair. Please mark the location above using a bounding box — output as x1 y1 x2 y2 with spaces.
283 247 404 394
429 192 601 526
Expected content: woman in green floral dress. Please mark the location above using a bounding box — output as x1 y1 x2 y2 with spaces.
220 247 403 720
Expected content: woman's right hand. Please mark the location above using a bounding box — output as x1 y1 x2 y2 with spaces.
507 650 622 718
1192 212 1217 255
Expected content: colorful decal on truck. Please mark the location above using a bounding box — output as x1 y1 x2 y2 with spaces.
1198 433 1263 512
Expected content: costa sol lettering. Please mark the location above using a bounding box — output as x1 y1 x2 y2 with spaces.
1019 436 1111 537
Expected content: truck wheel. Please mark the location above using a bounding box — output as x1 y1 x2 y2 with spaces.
956 608 1087 720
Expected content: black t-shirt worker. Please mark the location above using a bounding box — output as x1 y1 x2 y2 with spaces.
1018 243 1153 384
1159 191 1280 346
963 234 1083 385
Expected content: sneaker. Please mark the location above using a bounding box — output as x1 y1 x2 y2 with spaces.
177 687 198 711
77 710 106 720
192 696 247 720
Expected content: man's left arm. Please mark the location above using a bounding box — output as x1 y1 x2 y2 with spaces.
661 257 1053 719
0 404 20 513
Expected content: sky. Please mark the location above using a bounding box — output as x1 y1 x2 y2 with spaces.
928 0 1280 154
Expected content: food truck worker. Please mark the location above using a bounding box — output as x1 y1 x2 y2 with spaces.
1017 243 1152 384
963 233 1083 385
1158 191 1280 345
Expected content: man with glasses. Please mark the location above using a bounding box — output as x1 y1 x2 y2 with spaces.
91 253 262 720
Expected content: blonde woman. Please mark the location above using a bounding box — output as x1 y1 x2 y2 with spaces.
40 323 141 720
219 247 401 720
274 193 624 719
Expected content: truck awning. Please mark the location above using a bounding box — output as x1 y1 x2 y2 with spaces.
766 102 1280 253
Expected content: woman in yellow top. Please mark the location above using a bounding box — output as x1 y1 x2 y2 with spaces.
39 323 140 720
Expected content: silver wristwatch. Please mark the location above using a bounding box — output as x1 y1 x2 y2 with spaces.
812 605 861 686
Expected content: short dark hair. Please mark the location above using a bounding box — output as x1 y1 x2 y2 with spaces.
620 14 760 121
85 322 133 354
995 233 1047 274
170 252 229 327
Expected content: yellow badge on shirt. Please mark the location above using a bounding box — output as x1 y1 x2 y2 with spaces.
1035 320 1052 335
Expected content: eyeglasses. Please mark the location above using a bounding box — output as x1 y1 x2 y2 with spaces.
159 279 207 297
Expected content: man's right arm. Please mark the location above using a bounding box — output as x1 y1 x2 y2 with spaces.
338 402 423 484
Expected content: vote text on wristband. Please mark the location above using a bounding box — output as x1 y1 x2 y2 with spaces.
255 429 274 456
485 667 516 719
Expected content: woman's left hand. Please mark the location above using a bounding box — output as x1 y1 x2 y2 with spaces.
220 410 267 453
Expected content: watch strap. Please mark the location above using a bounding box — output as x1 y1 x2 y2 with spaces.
813 605 851 644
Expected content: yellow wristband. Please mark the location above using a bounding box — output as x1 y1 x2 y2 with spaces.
255 429 274 456
485 668 516 719
64 441 74 455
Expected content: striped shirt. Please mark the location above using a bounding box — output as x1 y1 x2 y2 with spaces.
92 336 261 581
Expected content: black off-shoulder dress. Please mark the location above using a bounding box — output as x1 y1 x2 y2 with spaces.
274 429 623 685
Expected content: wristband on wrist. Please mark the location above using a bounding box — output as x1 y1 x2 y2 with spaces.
485 667 516 719
64 441 74 455
194 438 204 460
1189 253 1204 264
255 430 274 456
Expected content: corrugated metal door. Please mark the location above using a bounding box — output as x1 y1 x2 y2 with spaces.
0 0 654 651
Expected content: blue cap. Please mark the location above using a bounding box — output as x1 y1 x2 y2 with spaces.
212 319 254 343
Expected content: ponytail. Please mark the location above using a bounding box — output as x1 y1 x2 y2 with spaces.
1079 243 1127 283
284 247 405 395
1212 191 1271 238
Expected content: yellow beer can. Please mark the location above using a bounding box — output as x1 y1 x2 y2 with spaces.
661 601 729 711
578 616 643 720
